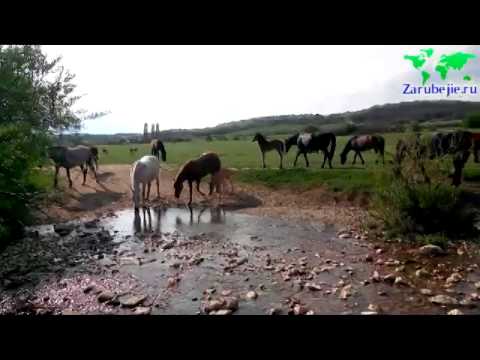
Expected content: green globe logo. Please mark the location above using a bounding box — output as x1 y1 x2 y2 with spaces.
404 48 476 85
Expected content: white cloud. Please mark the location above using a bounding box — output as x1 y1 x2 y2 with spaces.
41 45 480 134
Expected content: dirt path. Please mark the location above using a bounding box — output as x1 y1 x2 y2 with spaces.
40 165 369 231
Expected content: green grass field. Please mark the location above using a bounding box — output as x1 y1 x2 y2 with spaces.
95 132 480 194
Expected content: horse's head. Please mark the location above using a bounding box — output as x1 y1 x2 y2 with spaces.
284 133 299 153
252 133 260 142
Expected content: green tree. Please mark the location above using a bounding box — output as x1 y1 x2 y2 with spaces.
0 45 102 246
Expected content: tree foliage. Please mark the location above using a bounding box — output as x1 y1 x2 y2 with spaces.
0 45 90 246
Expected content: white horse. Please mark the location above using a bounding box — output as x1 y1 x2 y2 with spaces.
130 155 161 209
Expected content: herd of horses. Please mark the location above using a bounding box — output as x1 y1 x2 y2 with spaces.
46 129 480 210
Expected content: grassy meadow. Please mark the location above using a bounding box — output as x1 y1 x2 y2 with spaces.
95 132 480 194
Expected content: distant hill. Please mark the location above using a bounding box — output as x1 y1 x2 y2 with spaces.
60 100 480 145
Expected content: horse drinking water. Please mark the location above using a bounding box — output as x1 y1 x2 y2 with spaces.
150 139 167 162
252 133 285 169
174 152 221 205
48 145 98 188
340 135 385 165
130 155 161 210
285 132 336 168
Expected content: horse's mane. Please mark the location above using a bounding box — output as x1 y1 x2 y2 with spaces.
174 161 191 184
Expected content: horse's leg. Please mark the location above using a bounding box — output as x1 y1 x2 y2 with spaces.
303 153 309 167
80 164 87 185
262 151 266 169
321 150 328 168
352 152 358 165
358 152 365 165
188 180 193 205
146 182 151 201
293 151 301 167
277 150 283 169
156 177 160 198
66 168 73 188
142 183 146 203
54 166 59 188
196 180 205 196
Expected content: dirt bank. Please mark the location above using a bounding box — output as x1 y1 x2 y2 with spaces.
39 165 369 231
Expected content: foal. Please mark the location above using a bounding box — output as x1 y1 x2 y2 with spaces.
252 133 285 169
209 167 237 198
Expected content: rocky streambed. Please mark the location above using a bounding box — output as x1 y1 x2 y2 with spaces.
2 206 480 315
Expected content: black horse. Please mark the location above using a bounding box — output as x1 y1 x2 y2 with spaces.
285 132 336 168
340 135 385 165
150 139 167 162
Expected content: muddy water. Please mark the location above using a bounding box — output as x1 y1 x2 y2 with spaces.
94 206 480 315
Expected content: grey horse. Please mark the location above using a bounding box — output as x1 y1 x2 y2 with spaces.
48 145 98 188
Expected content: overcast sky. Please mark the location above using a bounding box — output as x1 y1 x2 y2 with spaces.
42 45 479 134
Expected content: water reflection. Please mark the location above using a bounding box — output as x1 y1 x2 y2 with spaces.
132 206 227 234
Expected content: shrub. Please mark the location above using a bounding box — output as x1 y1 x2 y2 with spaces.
463 112 480 128
371 134 478 241
0 123 50 247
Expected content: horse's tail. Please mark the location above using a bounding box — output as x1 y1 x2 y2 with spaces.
328 133 336 161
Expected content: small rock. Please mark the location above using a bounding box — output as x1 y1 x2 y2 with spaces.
371 271 381 282
365 254 373 262
394 276 409 287
83 284 95 294
97 291 115 303
203 299 226 313
383 273 396 284
339 284 353 300
395 266 405 273
475 282 480 290
376 249 383 255
361 311 378 315
204 288 216 295
293 304 308 315
305 283 322 291
375 259 384 265
339 233 351 239
368 304 380 312
446 272 462 284
210 309 232 315
420 289 433 296
459 298 476 308
267 308 282 315
306 310 315 315
221 290 233 296
133 306 151 315
418 245 446 257
120 294 147 308
223 297 239 311
429 294 458 306
447 309 463 315
246 291 258 300
416 269 430 278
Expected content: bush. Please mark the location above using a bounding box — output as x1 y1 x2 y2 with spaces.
0 123 50 247
371 134 478 241
463 112 480 128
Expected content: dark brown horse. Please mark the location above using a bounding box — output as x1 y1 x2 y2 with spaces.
285 132 336 168
340 135 385 165
174 152 221 205
150 139 167 162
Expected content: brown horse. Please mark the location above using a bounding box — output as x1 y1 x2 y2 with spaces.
340 135 385 165
174 152 221 205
